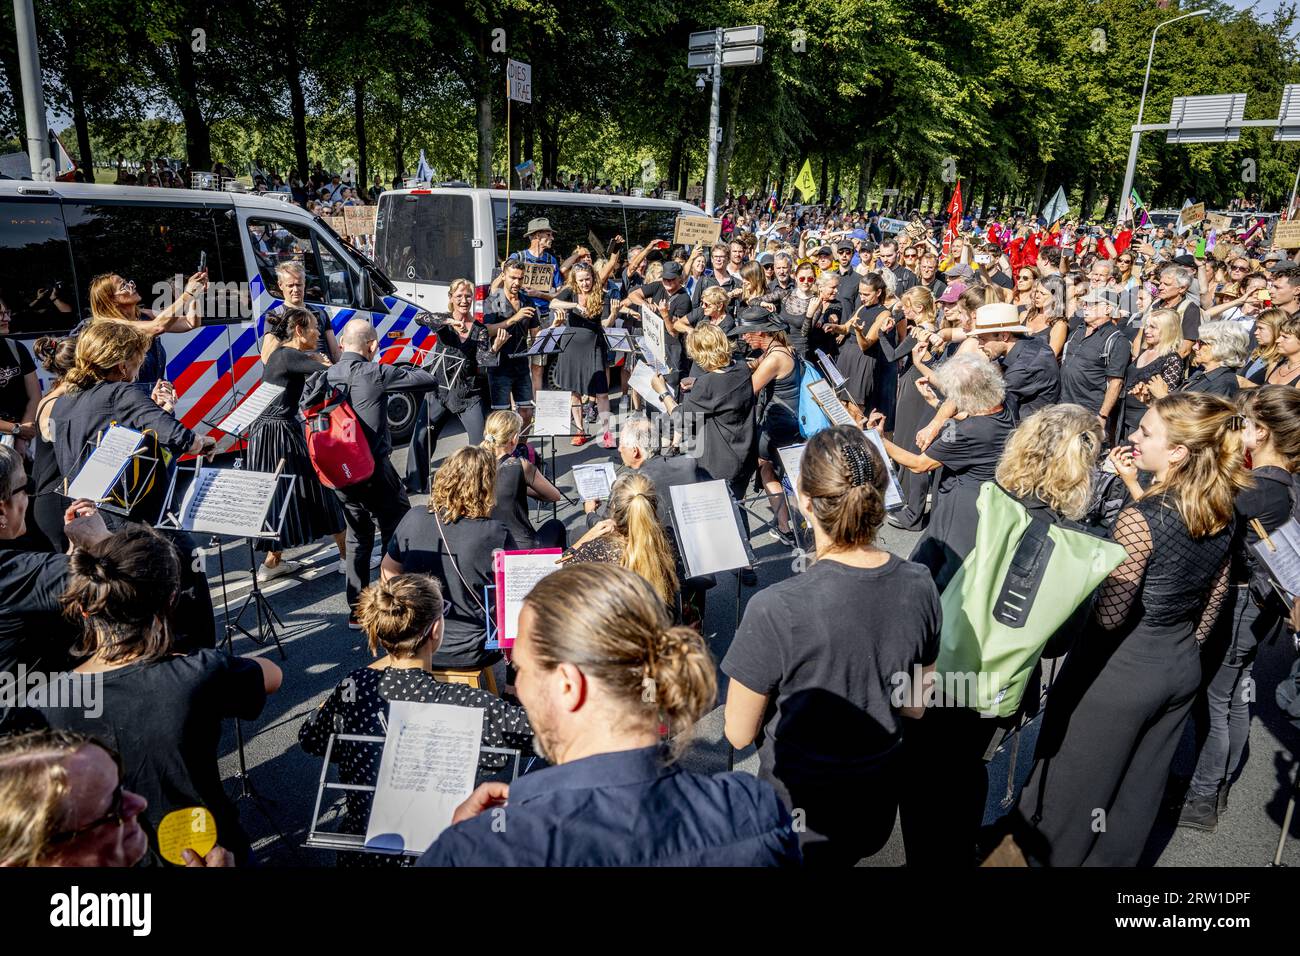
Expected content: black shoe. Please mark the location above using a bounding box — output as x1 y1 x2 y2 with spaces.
773 527 795 548
347 612 362 631
740 568 758 587
1176 794 1218 832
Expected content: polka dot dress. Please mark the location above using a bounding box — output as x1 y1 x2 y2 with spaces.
299 666 534 867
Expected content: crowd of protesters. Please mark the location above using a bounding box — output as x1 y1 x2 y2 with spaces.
2 176 1300 870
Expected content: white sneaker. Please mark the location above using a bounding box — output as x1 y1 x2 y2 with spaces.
256 558 302 584
337 559 346 574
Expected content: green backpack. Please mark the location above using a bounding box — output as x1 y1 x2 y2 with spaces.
934 483 1128 717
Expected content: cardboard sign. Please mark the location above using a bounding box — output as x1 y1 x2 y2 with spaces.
521 261 556 292
1205 213 1232 232
323 215 347 235
1180 202 1206 228
673 216 721 246
1274 221 1300 250
343 205 377 236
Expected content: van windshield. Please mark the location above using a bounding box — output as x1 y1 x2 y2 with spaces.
492 200 680 263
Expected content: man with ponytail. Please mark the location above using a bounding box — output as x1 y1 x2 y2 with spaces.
722 425 941 866
1012 392 1248 866
418 563 798 866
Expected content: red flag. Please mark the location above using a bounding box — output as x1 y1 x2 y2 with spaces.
942 181 963 259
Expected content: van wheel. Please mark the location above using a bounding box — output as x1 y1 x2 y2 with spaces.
387 392 418 446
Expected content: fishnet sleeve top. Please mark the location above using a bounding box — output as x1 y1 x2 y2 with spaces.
1094 496 1232 642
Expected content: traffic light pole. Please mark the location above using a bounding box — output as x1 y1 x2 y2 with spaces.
704 28 722 215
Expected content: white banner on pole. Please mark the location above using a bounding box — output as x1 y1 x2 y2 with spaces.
507 59 532 103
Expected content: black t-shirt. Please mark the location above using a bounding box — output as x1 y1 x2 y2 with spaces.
265 305 333 359
0 337 35 422
483 289 538 368
386 511 515 667
261 347 324 418
40 649 267 860
1059 322 1130 413
722 556 941 780
1178 300 1202 342
926 407 1015 496
638 280 693 376
0 549 75 674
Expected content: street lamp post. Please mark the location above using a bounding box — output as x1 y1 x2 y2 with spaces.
1118 9 1210 225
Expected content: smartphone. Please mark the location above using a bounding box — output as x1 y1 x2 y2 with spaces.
198 250 207 272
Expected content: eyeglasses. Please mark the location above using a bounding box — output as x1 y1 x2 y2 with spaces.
441 600 452 618
47 744 128 845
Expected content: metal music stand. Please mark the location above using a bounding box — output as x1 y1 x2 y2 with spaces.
413 338 468 495
304 735 521 859
62 428 163 519
668 486 757 633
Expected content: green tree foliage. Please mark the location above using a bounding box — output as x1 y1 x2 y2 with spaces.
19 0 1300 215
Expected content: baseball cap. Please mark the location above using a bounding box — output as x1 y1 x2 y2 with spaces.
661 261 683 280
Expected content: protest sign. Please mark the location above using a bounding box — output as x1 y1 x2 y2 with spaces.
673 216 721 246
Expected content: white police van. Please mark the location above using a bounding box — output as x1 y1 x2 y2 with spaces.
0 181 429 444
374 186 708 316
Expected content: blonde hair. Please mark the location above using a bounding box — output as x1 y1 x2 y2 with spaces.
1143 308 1183 356
430 445 496 521
481 409 524 450
798 426 886 551
565 262 604 318
1149 393 1251 538
607 472 678 606
900 285 936 325
645 261 664 284
995 405 1101 520
1252 307 1287 367
88 273 136 322
447 277 474 301
64 321 151 392
685 323 731 372
523 564 713 755
700 286 728 311
356 574 442 657
0 730 112 866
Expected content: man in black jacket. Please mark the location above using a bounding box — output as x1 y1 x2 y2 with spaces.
301 319 439 624
582 415 710 531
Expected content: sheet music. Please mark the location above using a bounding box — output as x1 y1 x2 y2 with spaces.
604 328 636 352
1252 518 1300 600
640 305 667 368
572 462 618 501
365 701 483 854
816 349 847 389
66 426 145 501
532 390 572 436
670 479 750 577
628 362 673 412
177 464 281 536
498 551 563 647
216 383 285 435
778 444 806 496
808 379 856 427
861 428 904 511
523 326 566 355
635 339 672 375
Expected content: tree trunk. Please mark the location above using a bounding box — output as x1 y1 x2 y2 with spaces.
286 56 309 182
173 39 212 171
911 169 927 212
667 125 683 194
474 33 494 188
856 147 874 210
392 72 406 179
1032 165 1047 215
67 56 94 176
354 77 368 195
978 179 993 220
818 152 828 204
831 161 841 205
1080 170 1096 222
1102 174 1120 222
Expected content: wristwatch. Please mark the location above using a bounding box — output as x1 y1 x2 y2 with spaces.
658 390 672 403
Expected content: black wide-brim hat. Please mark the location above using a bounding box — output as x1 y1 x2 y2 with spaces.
728 308 790 337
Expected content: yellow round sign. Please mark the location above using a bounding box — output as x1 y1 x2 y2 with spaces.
157 806 217 866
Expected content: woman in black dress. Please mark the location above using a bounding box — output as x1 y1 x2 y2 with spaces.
249 306 346 582
1120 308 1184 439
868 352 1014 590
25 336 76 554
299 573 532 866
1011 393 1246 866
819 272 893 412
480 410 565 549
404 279 503 495
550 262 613 447
651 321 758 503
888 286 937 531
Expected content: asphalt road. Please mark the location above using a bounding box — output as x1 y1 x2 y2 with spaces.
209 409 1300 868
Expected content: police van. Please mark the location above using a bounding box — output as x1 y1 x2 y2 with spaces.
0 181 430 444
374 186 708 316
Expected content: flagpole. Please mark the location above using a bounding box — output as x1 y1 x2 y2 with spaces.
505 68 512 263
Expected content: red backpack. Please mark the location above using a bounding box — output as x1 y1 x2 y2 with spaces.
303 389 375 489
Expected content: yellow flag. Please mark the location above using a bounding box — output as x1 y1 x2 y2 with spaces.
793 159 816 200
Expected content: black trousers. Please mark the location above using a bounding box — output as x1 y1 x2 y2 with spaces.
1011 624 1201 866
405 394 488 495
336 460 410 609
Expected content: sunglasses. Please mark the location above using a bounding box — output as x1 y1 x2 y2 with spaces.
1230 265 1249 272
797 276 816 283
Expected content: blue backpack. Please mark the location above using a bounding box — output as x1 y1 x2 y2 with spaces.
796 358 832 438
